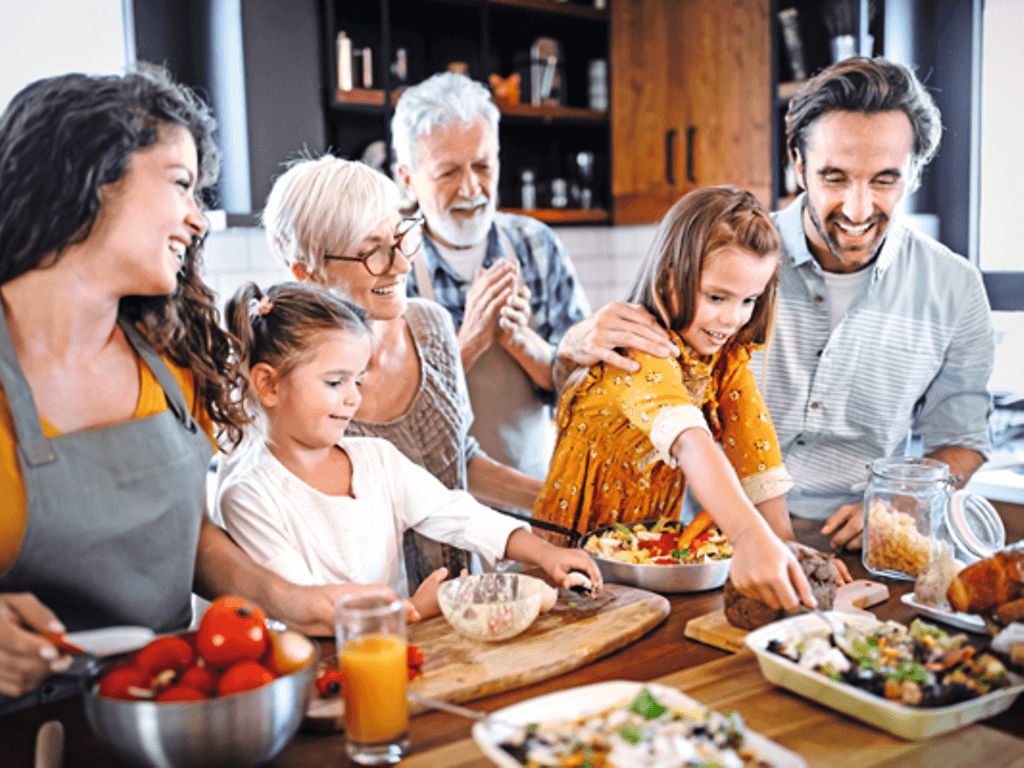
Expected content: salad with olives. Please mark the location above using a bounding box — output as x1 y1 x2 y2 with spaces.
766 618 1011 707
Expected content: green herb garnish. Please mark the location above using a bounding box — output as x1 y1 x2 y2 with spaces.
614 523 633 536
629 688 667 719
671 548 690 560
617 722 643 744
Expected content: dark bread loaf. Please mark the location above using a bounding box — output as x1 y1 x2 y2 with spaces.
723 541 838 631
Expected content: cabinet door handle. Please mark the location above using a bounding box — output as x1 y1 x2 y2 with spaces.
665 129 677 186
686 126 697 183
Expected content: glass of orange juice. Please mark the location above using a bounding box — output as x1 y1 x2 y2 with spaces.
335 590 409 765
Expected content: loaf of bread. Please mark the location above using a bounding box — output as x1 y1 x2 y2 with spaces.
946 548 1024 615
723 541 838 631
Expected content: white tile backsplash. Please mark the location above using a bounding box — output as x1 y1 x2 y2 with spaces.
199 223 656 312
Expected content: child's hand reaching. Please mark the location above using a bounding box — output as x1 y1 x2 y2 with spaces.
504 528 604 595
407 567 469 622
728 525 815 611
537 546 604 596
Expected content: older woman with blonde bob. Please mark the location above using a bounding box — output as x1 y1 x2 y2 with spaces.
257 156 541 590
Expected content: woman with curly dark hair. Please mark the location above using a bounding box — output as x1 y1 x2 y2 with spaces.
0 66 362 710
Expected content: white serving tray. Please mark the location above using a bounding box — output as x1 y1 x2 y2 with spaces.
744 612 1024 740
471 679 807 767
899 593 988 634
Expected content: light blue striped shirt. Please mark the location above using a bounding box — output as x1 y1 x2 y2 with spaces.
751 196 995 520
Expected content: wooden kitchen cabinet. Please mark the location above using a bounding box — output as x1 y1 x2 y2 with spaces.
610 0 772 224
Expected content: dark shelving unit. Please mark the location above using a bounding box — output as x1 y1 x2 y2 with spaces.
323 0 611 220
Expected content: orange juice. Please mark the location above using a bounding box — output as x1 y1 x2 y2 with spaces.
340 634 409 743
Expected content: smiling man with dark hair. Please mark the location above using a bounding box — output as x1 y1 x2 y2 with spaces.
750 57 995 548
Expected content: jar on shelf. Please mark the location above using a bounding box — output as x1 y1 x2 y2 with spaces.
862 457 1005 581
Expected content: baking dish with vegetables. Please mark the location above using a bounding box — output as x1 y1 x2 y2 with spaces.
580 513 731 593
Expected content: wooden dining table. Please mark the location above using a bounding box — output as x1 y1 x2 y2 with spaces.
4 500 1023 767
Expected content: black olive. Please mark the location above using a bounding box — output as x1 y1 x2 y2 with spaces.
943 681 978 706
499 742 529 763
865 673 887 697
911 639 930 664
919 682 944 707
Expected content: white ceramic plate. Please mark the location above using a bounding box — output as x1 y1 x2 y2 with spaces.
899 593 988 634
470 680 807 767
65 626 155 657
745 612 1024 740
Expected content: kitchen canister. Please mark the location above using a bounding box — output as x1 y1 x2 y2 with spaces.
862 456 1005 581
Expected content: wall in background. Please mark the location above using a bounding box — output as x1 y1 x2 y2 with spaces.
0 0 127 109
200 224 658 314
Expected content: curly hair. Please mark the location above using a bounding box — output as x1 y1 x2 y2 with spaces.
0 64 249 446
627 186 781 348
785 57 942 188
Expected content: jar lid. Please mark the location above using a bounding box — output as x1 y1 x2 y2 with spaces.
945 490 1006 561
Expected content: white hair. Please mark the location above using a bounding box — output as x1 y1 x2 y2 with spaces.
261 155 399 276
391 72 500 170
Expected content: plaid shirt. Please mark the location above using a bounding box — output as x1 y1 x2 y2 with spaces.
408 210 591 359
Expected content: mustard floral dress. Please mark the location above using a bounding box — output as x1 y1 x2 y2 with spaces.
533 332 793 535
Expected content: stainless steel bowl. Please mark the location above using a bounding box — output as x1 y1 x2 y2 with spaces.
580 522 731 594
82 649 316 768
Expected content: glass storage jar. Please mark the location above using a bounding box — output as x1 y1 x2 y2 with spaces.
862 457 954 581
862 457 1005 581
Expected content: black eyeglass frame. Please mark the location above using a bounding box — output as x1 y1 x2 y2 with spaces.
323 215 424 276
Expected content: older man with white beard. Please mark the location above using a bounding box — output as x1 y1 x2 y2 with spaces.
393 72 590 481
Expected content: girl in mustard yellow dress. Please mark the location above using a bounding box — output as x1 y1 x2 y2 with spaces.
535 186 815 610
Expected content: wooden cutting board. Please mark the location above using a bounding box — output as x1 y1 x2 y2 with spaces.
398 651 1024 768
684 580 890 653
306 582 669 730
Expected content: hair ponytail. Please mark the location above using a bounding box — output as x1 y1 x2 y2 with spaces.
226 281 370 409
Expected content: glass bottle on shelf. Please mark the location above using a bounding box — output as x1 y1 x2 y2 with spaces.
520 170 536 211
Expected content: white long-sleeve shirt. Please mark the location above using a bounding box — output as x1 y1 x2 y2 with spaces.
219 437 528 598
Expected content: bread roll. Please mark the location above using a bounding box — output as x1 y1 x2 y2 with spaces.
723 541 838 631
946 549 1024 614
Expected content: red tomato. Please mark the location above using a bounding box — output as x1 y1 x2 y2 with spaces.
134 637 196 676
315 668 345 698
217 661 276 697
196 596 268 667
156 685 208 703
639 532 678 558
97 665 153 701
406 644 424 669
179 665 218 696
692 530 713 546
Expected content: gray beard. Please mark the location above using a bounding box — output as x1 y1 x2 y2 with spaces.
425 201 495 248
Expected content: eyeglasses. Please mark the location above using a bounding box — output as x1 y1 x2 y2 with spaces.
323 216 424 276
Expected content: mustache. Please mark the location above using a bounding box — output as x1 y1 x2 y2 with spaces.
448 195 490 212
826 211 887 229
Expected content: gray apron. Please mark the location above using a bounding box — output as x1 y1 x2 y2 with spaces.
0 310 212 708
415 228 553 482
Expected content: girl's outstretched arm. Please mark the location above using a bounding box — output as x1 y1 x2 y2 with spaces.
671 428 815 612
503 529 603 594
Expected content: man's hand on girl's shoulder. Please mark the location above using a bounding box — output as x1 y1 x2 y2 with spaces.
556 302 676 374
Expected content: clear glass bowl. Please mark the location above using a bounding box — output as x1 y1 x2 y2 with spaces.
437 573 545 642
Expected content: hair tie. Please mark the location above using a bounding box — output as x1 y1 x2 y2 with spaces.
248 296 273 319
